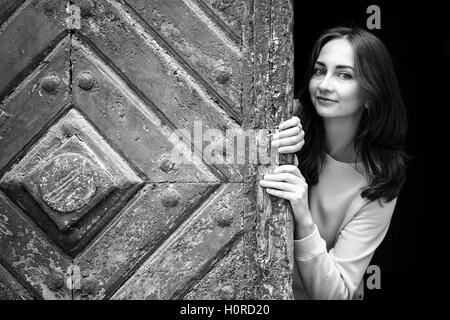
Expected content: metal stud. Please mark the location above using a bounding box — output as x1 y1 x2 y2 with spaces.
215 65 231 84
67 227 82 243
45 273 64 291
158 155 175 173
41 75 60 94
161 188 180 207
213 210 234 227
219 285 234 299
81 277 98 295
77 71 95 91
78 0 95 17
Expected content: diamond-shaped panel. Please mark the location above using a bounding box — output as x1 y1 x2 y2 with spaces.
0 108 144 256
22 142 116 230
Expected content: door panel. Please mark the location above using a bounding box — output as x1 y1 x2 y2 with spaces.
0 36 71 173
71 38 220 183
1 108 144 256
193 0 243 42
0 263 33 300
0 0 294 300
0 0 73 300
0 192 72 299
112 183 249 300
183 237 249 300
75 182 220 299
123 0 242 122
72 0 241 133
0 0 67 99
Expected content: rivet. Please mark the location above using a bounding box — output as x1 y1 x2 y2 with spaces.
81 277 98 295
78 0 95 17
158 155 175 173
41 75 60 94
67 227 82 243
77 71 95 90
219 285 234 299
213 210 234 227
45 273 64 291
161 188 180 207
215 65 231 84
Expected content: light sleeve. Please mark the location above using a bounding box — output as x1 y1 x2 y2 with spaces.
294 197 397 300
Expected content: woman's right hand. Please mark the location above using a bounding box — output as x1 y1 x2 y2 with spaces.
271 116 305 166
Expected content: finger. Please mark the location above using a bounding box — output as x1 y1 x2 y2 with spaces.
271 135 302 148
265 188 294 201
259 180 297 193
278 140 305 154
294 154 299 167
273 165 304 179
279 116 300 130
272 126 301 140
262 172 301 184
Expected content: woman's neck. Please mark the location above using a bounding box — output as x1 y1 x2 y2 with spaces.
323 115 360 163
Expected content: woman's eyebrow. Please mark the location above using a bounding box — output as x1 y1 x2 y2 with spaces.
315 61 355 70
336 65 355 70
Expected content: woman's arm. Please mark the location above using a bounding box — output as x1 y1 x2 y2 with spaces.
294 198 396 299
260 163 396 299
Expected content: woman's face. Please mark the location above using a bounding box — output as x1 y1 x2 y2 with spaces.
308 38 365 122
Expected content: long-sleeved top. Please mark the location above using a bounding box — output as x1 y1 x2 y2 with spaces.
293 152 397 300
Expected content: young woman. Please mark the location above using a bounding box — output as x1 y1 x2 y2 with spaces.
259 27 408 299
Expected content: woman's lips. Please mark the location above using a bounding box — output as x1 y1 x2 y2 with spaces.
317 97 338 103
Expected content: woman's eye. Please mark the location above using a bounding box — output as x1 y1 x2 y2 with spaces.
338 72 353 80
313 68 326 77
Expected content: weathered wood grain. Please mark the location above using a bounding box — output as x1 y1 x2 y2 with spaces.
0 36 70 174
111 183 251 300
0 0 294 300
0 0 26 26
71 37 226 183
0 262 34 300
242 0 295 299
0 0 67 100
0 191 72 299
74 182 220 299
124 0 242 122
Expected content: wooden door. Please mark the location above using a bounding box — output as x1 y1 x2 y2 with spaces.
0 0 294 300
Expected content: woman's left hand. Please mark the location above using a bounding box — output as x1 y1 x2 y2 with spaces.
259 165 311 223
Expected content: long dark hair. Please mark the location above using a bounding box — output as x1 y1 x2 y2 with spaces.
296 27 410 203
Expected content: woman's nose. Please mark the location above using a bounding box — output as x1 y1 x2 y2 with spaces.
318 75 333 92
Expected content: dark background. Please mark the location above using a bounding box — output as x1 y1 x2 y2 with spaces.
293 1 447 300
